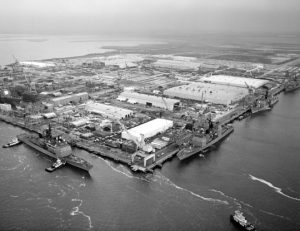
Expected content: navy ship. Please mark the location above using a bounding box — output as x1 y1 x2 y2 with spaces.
230 210 256 231
17 124 93 172
285 80 300 92
177 123 234 161
0 89 21 106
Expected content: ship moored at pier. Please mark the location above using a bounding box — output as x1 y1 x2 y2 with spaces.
17 124 93 172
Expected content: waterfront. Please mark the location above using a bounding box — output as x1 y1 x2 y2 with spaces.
1 87 299 231
0 34 162 65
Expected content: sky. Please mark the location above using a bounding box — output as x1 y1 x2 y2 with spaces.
0 0 300 35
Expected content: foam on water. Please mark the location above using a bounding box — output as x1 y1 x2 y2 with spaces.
154 172 229 205
99 156 228 205
249 174 300 202
71 194 93 229
259 209 291 221
211 189 253 208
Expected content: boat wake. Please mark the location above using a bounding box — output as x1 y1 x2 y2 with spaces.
259 209 291 220
249 174 300 202
153 172 229 205
211 189 253 208
99 156 150 182
98 157 228 205
0 156 26 171
71 193 93 229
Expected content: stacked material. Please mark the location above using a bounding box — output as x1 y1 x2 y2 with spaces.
85 102 133 119
122 118 173 141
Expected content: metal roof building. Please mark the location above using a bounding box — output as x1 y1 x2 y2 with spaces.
164 82 248 105
121 118 173 141
85 102 133 119
201 75 269 89
119 91 180 111
51 92 89 106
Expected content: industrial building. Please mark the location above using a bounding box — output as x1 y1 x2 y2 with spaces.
70 118 89 127
153 59 200 71
0 103 12 111
85 102 133 119
201 75 269 89
118 91 180 111
121 118 173 142
164 82 248 105
51 92 89 106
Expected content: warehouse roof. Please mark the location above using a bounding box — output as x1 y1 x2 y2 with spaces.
119 91 180 110
201 75 269 89
51 92 88 102
85 102 133 119
164 82 248 105
122 118 173 141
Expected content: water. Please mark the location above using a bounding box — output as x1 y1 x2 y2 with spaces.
0 90 299 231
0 35 300 230
0 34 162 65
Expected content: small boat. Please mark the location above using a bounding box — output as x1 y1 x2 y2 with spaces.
45 158 66 172
230 210 256 231
2 138 21 148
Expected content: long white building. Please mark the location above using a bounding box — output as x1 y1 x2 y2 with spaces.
119 91 180 111
85 102 133 119
121 118 173 142
201 75 269 89
164 82 248 105
51 92 89 106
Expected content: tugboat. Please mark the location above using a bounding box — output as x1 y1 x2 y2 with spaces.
230 210 256 231
3 137 22 148
45 158 66 172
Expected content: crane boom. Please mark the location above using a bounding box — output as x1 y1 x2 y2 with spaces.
113 118 153 152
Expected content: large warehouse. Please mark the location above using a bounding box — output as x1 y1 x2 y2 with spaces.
118 91 180 111
51 92 89 106
85 102 133 119
164 82 248 105
153 59 200 71
121 118 173 142
201 75 269 89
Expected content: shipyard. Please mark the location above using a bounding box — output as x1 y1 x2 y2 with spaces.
1 0 300 230
1 43 299 173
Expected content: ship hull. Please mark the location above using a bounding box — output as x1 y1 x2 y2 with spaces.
230 215 256 231
0 96 21 106
284 84 300 93
17 134 92 172
251 106 271 114
177 126 234 161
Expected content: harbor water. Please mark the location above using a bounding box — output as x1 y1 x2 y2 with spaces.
0 85 300 231
0 34 300 230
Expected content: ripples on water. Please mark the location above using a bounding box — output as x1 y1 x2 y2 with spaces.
1 93 300 230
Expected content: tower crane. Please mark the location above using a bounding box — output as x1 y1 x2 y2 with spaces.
24 74 37 94
244 82 255 95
